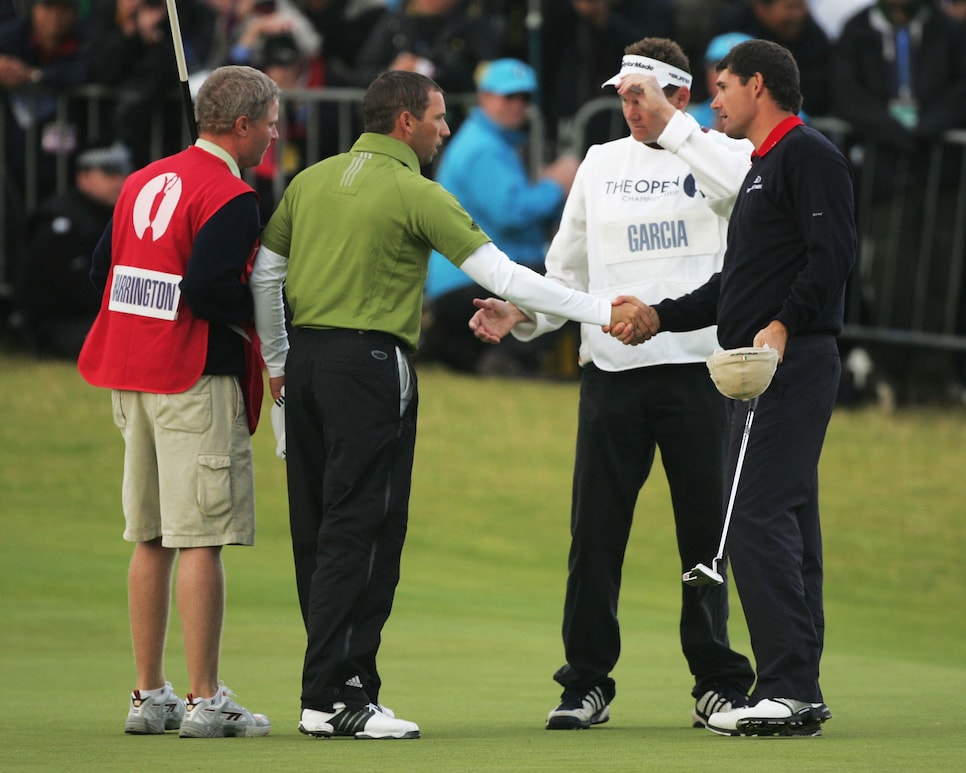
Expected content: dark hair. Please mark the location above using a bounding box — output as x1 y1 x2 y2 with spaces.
716 39 803 114
363 70 442 134
623 37 691 97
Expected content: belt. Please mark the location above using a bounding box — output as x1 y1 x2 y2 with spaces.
294 326 409 352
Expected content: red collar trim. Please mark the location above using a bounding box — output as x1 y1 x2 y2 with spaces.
752 116 803 159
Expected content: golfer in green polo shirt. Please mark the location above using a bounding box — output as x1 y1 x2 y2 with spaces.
251 70 651 740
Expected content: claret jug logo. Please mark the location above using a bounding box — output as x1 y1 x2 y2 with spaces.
108 170 185 320
605 173 702 202
133 173 183 241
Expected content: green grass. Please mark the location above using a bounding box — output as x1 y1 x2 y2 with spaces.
1 353 964 771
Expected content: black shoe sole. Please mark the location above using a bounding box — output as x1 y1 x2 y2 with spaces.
736 705 832 737
736 721 823 737
546 713 609 730
299 725 421 740
546 717 591 730
299 724 332 738
356 730 422 740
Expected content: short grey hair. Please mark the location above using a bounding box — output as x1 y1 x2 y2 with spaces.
195 66 280 135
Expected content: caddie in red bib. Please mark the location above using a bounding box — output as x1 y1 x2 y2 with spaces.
76 66 280 739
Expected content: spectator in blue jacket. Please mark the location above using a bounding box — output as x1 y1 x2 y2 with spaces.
422 57 579 375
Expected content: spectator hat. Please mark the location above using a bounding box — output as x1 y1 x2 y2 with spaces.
704 32 755 64
602 55 693 90
259 34 301 69
478 59 538 95
706 346 779 401
76 141 133 176
74 142 134 176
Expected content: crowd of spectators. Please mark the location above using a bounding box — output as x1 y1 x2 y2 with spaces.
2 0 966 402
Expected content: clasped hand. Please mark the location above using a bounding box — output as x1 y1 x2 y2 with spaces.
468 296 660 345
604 296 660 344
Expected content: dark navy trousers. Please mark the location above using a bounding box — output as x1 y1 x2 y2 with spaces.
726 335 840 703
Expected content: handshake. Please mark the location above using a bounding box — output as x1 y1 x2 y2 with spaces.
470 296 659 346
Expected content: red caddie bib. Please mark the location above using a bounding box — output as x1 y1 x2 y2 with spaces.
79 146 253 394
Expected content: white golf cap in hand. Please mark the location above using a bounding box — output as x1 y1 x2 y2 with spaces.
706 346 779 400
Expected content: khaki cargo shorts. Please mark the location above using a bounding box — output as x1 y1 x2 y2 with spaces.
112 375 255 548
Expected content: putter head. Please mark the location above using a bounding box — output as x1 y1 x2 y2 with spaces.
682 563 723 586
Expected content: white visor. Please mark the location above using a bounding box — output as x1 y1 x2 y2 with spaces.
601 55 693 90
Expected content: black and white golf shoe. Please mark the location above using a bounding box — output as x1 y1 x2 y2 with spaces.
299 702 420 739
546 685 614 730
706 698 832 737
692 685 750 728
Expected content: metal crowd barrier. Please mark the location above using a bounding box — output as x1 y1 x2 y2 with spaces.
0 85 505 301
842 129 966 352
3 85 963 358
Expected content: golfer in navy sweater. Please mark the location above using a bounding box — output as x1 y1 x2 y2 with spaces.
620 39 856 736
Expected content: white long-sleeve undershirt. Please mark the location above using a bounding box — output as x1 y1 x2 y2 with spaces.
251 241 611 377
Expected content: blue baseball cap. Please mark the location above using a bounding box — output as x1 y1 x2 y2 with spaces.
477 58 538 95
705 32 754 64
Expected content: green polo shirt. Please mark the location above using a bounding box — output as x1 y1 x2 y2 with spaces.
260 132 491 350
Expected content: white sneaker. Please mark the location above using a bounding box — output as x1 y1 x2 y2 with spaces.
178 684 271 738
298 702 420 739
124 681 186 734
707 698 831 737
546 685 612 730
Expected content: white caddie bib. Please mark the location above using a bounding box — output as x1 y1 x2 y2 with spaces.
108 265 182 321
600 210 721 264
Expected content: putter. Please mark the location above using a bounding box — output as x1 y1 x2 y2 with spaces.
165 0 198 140
683 396 758 587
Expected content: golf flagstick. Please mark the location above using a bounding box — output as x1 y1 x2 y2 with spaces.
683 395 759 587
165 0 198 141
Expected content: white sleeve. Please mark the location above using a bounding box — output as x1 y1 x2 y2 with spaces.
511 155 593 341
657 110 753 216
459 241 611 327
250 244 289 377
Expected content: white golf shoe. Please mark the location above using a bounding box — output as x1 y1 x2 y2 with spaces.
178 684 271 738
124 681 186 734
299 702 420 739
707 697 831 737
545 685 612 730
692 686 749 728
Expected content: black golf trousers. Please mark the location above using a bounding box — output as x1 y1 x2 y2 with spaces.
285 328 417 711
556 363 755 697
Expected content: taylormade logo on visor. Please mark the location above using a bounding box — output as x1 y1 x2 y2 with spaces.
601 55 693 90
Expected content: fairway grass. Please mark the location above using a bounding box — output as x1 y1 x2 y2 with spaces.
1 354 964 771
